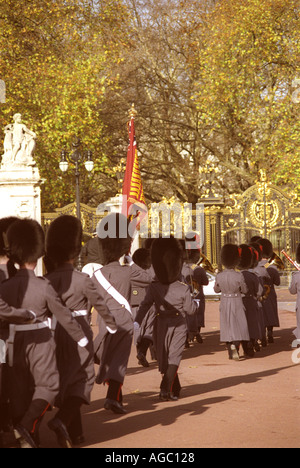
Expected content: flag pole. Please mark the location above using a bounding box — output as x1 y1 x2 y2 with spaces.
129 103 138 120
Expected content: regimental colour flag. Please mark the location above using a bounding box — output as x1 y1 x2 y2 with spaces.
122 114 147 226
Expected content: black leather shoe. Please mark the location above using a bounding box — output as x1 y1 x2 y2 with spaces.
230 344 240 361
137 352 150 368
71 435 85 446
14 424 37 449
104 399 127 415
268 333 274 344
261 337 267 347
159 391 178 402
48 418 73 448
195 333 203 344
159 391 169 401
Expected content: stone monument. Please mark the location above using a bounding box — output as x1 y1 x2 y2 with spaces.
0 113 42 271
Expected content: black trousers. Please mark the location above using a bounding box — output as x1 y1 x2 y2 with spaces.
20 399 50 435
106 379 123 403
56 396 85 439
160 365 181 396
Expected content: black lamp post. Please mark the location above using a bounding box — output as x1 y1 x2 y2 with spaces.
59 138 94 270
59 138 94 220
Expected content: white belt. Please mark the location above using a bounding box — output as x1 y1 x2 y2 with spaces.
7 320 50 367
50 310 89 332
72 310 88 317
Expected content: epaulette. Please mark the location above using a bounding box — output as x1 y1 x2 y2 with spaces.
177 280 187 287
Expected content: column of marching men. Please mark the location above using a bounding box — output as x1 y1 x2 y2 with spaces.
0 213 299 449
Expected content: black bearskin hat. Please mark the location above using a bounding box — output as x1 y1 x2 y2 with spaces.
249 245 259 268
96 213 132 265
249 242 263 263
296 244 300 264
132 248 151 270
250 235 262 243
7 218 45 265
0 217 18 256
221 244 240 269
258 238 273 259
142 238 156 251
151 237 183 284
237 244 253 270
46 215 82 267
185 231 201 251
179 239 188 262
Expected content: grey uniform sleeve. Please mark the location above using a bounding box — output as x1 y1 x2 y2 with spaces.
240 274 248 295
214 274 221 293
136 285 155 326
0 297 34 324
46 283 86 343
182 285 198 316
289 272 299 295
130 263 153 287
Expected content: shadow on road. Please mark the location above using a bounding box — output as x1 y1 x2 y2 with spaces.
81 362 294 447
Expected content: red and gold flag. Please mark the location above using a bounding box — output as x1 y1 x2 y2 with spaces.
122 112 147 226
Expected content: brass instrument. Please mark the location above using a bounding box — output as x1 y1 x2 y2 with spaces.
266 252 285 271
198 254 215 274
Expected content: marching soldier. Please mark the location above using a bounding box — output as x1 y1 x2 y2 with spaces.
0 218 88 448
0 217 18 444
289 244 300 347
131 248 156 368
258 238 281 344
181 246 209 344
214 244 250 361
237 244 262 356
136 237 198 401
87 213 152 415
252 238 281 345
44 215 117 446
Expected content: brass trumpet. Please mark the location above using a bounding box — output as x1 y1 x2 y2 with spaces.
267 252 285 271
198 253 215 274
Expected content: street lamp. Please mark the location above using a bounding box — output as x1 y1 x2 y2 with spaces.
59 138 94 220
59 138 94 271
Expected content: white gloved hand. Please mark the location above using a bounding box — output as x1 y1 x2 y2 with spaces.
78 337 89 348
125 255 134 266
29 311 37 323
106 326 117 335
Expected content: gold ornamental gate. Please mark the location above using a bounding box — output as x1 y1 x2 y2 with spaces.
203 172 300 274
42 175 300 276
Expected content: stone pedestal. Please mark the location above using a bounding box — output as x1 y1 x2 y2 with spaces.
0 165 43 274
0 166 41 221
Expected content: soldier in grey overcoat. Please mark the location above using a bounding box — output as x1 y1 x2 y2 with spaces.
88 213 152 415
237 244 263 356
253 239 281 345
214 244 250 361
0 219 87 449
44 215 117 446
136 237 198 401
288 243 300 347
131 247 156 368
0 216 18 445
181 246 209 344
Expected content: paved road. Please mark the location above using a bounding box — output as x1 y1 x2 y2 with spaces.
5 289 299 449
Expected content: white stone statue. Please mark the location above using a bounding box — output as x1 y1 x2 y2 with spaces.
1 113 37 169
